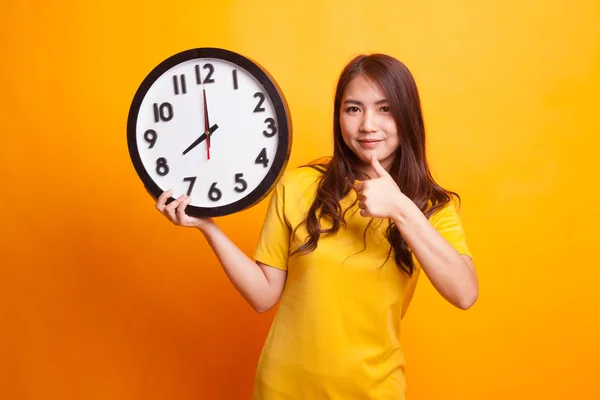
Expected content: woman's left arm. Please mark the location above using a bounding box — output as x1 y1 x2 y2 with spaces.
356 155 478 310
392 206 478 310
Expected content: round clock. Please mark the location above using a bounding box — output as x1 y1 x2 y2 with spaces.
127 47 292 217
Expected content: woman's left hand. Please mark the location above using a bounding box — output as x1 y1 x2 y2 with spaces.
355 155 411 218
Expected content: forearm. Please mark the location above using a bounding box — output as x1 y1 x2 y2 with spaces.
393 206 478 310
198 222 274 312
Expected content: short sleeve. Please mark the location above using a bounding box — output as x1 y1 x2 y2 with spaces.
252 181 291 271
429 202 472 258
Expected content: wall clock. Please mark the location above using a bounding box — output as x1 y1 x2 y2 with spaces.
127 47 292 217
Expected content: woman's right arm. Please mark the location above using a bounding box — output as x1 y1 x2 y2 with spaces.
155 189 287 314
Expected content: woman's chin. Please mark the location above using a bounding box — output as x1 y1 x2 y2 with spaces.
356 149 377 163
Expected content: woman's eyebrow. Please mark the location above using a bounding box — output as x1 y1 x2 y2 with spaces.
343 99 389 105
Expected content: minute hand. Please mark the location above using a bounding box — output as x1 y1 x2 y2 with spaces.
182 124 219 155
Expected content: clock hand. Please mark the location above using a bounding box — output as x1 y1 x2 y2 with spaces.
203 88 211 159
200 67 211 160
182 124 219 155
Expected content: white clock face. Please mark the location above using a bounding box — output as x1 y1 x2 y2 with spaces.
129 51 290 216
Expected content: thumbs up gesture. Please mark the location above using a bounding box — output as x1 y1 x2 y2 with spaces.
355 155 409 218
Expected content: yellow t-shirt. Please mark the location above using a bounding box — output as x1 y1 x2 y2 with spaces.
252 166 472 400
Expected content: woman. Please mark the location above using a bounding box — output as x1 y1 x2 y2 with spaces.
154 54 478 399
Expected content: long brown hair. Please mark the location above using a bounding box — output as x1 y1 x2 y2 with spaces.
291 54 459 276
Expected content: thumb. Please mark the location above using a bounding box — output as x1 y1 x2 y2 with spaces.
371 154 389 178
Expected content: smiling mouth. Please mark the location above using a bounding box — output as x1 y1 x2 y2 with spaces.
358 139 382 144
357 139 382 149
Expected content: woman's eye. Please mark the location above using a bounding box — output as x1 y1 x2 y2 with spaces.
380 106 390 112
346 106 360 113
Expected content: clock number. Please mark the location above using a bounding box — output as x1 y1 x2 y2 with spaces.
204 64 215 83
156 157 170 176
144 129 157 148
253 92 266 113
232 69 238 90
255 148 269 168
173 74 187 95
153 102 173 122
208 182 222 202
195 64 215 84
234 173 248 193
263 118 277 137
183 176 196 196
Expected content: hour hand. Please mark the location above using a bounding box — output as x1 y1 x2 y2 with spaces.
182 124 219 155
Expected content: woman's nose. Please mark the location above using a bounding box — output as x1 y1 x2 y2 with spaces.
360 111 377 132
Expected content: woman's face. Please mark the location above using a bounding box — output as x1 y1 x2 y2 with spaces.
339 75 400 176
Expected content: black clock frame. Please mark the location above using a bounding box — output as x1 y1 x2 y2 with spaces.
127 47 292 217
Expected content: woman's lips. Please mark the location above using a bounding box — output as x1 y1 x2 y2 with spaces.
358 139 382 149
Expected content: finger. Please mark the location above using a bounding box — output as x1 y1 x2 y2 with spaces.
156 189 173 211
371 154 389 178
166 194 186 211
166 194 186 222
355 181 365 192
360 208 370 217
176 195 192 222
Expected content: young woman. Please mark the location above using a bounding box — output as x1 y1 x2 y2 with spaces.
154 54 478 399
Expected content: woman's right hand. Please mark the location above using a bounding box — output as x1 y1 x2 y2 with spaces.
153 188 215 231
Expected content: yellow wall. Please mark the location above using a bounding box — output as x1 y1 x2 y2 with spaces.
2 1 599 398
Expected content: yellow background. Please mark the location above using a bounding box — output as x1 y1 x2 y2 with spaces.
1 0 599 399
